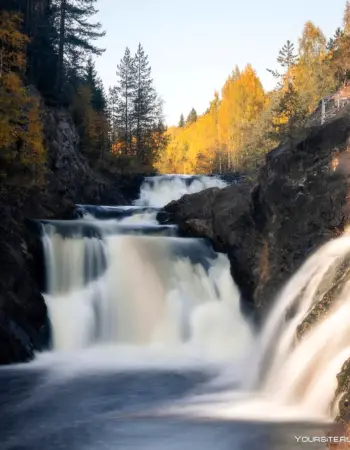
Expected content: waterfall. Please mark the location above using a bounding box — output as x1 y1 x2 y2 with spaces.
39 174 350 422
134 175 228 207
256 235 350 416
42 175 252 362
166 234 350 421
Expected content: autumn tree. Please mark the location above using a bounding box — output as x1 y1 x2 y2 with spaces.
0 11 45 181
293 21 335 115
267 39 306 140
218 65 266 168
328 2 350 85
157 66 266 174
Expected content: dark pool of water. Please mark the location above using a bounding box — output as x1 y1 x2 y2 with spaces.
0 366 330 450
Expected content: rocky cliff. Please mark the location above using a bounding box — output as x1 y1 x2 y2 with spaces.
0 105 129 365
165 106 350 316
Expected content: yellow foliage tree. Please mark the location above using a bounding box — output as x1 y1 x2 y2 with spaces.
0 11 45 182
157 65 266 174
293 21 336 114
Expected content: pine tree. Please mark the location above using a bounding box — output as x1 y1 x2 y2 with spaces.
115 47 136 155
55 0 105 95
267 40 298 82
85 57 106 113
132 43 160 162
277 40 298 70
179 114 185 127
107 85 118 145
186 108 197 125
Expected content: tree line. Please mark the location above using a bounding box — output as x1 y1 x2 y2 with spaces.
0 0 166 183
157 1 350 175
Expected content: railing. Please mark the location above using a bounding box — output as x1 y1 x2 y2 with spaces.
320 92 350 125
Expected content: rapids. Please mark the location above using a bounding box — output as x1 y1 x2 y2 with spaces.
0 174 348 450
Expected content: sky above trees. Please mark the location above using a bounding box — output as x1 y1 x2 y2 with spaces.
94 0 347 126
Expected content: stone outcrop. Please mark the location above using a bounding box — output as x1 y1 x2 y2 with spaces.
165 106 350 315
0 105 129 365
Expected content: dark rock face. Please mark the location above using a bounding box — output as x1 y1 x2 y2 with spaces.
165 183 259 311
165 109 350 315
44 107 128 205
0 107 132 365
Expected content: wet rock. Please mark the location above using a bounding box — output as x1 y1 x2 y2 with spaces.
165 182 259 310
334 359 350 424
297 256 350 340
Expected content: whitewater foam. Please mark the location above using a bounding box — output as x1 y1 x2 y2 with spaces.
38 174 350 423
134 175 228 207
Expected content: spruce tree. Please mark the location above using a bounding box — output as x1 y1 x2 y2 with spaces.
267 40 298 82
179 114 185 127
55 0 105 95
107 86 118 146
277 40 298 70
85 57 106 113
132 43 161 162
186 108 197 125
115 47 136 155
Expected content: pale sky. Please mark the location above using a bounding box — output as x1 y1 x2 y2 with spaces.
95 0 346 126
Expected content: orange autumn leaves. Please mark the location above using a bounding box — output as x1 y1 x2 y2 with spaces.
157 6 350 175
0 11 45 180
156 65 267 174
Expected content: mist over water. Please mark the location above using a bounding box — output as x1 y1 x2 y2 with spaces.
0 174 349 449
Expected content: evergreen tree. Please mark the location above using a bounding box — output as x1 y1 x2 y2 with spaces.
55 0 105 95
277 40 298 70
107 85 118 146
115 47 136 155
85 57 106 113
132 43 160 162
268 40 298 82
186 108 197 125
179 114 185 127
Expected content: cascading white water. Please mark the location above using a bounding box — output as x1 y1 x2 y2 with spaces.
42 175 252 362
134 175 228 207
40 174 350 422
258 235 350 416
169 234 350 422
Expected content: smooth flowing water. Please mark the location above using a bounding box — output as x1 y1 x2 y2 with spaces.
0 174 348 450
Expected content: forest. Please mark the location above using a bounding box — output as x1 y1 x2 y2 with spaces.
2 1 350 179
157 1 350 175
0 0 166 183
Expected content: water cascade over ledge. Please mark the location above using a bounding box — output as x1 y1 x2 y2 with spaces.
29 174 350 423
